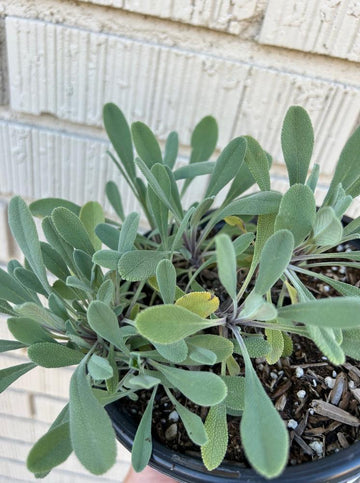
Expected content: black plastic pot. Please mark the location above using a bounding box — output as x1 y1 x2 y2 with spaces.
107 402 360 483
106 215 360 482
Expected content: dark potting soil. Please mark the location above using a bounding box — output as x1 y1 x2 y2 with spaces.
119 242 360 469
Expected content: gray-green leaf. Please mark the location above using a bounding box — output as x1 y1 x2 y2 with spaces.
69 361 117 474
88 354 113 380
201 403 228 471
278 297 360 328
135 305 223 344
8 197 50 293
0 362 37 393
28 343 84 367
281 106 314 185
118 250 168 281
87 301 128 353
156 259 176 304
215 234 237 301
152 362 227 406
254 230 294 295
274 184 316 246
131 387 156 472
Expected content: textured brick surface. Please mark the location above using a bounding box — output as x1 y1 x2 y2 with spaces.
79 0 262 35
260 0 360 63
6 17 360 176
0 19 9 105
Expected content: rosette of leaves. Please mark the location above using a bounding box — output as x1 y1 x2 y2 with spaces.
0 105 360 480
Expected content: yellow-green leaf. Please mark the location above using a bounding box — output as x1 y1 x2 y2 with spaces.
175 292 219 318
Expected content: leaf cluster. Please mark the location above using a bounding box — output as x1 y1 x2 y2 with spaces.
1 105 360 479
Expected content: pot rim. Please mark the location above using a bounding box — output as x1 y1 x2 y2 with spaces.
107 403 360 483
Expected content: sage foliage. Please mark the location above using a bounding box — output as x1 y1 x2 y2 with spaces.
1 105 360 479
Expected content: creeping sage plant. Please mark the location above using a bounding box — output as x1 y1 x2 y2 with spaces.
1 105 360 479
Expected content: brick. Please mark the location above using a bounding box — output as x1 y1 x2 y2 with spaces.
0 353 73 398
260 0 360 63
6 17 360 179
0 456 128 482
0 437 129 480
79 0 259 35
0 119 139 217
0 19 9 105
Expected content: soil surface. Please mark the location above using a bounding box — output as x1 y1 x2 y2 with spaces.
118 242 360 469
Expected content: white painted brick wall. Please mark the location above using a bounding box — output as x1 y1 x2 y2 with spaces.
6 17 360 177
260 0 360 63
1 1 360 481
79 0 263 36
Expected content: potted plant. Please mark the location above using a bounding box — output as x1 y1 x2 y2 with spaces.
0 104 360 482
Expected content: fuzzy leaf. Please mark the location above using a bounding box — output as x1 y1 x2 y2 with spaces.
131 388 156 472
244 136 270 191
0 362 36 393
312 207 343 246
175 292 219 318
241 293 277 321
215 191 282 223
103 103 135 179
8 197 50 292
95 224 120 250
30 198 81 218
118 212 140 253
238 334 288 478
325 125 360 202
154 340 188 363
41 242 71 280
166 390 208 445
274 184 316 246
201 403 228 471
73 249 95 280
93 250 121 270
344 216 360 236
187 344 217 365
190 116 218 164
156 259 176 304
87 301 128 353
278 297 360 328
265 328 284 365
0 267 35 304
341 329 360 360
79 202 105 251
152 362 227 406
254 230 294 295
307 325 345 365
28 343 84 368
174 161 215 180
118 250 169 281
27 422 72 474
15 303 65 331
88 354 113 380
215 234 237 301
13 267 47 296
281 106 314 185
0 339 25 352
132 121 162 168
282 333 294 357
164 131 178 169
184 335 233 365
205 137 246 197
232 336 270 358
7 317 54 345
52 207 94 255
306 163 320 192
97 279 114 305
136 305 223 345
42 217 77 273
105 181 124 221
126 375 161 390
221 376 245 411
69 361 117 475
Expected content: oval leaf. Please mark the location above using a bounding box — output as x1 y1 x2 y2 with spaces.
28 343 84 368
201 403 228 471
69 362 117 475
135 305 223 345
175 292 219 318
